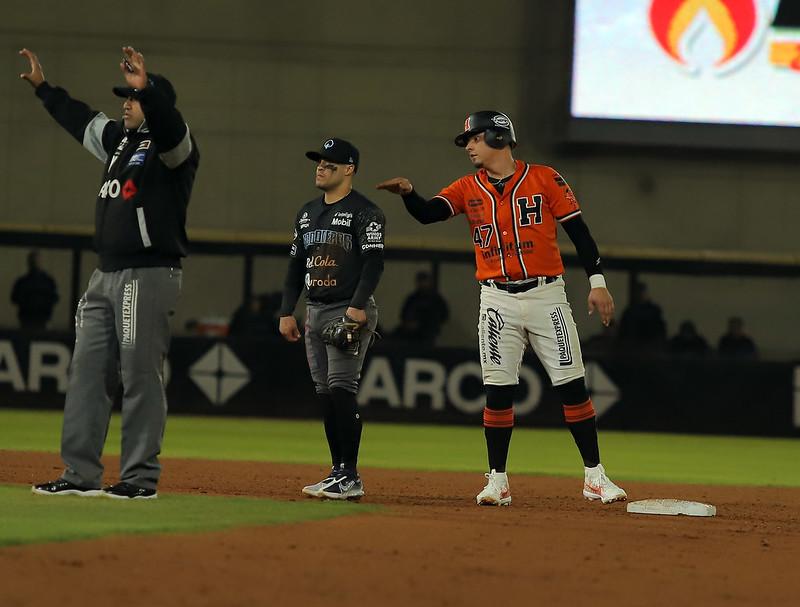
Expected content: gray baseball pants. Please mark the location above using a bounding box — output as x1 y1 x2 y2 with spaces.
60 266 181 490
304 298 378 394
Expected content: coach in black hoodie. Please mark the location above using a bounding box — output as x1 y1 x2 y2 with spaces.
21 46 199 500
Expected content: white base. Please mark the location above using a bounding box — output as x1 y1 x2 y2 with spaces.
626 499 716 517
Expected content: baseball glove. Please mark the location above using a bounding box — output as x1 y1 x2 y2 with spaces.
321 315 363 354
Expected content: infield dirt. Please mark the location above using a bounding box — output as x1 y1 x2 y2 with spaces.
2 450 798 607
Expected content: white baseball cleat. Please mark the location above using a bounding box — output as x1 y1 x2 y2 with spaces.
302 466 339 498
583 463 627 504
476 469 512 506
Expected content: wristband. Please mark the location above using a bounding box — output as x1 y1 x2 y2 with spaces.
589 274 606 289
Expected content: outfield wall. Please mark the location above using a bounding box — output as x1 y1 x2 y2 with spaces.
2 0 799 359
1 331 798 437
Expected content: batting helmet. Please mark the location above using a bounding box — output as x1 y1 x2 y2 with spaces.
454 110 517 149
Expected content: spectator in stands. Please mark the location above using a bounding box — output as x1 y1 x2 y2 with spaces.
229 292 281 337
10 250 59 331
618 281 666 351
391 271 449 345
582 322 618 357
668 320 710 357
718 317 757 359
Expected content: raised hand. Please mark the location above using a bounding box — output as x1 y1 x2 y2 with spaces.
18 48 45 88
120 46 147 89
376 177 413 196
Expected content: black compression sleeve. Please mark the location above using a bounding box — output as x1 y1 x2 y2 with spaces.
35 82 99 144
401 190 452 224
279 253 306 316
561 215 604 278
349 254 384 309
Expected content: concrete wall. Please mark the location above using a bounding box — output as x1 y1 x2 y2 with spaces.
0 1 797 356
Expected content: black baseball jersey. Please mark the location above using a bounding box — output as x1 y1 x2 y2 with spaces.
280 190 385 313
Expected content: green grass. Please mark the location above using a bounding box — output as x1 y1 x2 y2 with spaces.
0 484 369 547
2 409 799 487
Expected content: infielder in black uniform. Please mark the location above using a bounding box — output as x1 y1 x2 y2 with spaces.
279 138 385 500
22 47 199 499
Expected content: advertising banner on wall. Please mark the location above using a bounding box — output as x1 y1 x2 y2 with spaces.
0 331 797 437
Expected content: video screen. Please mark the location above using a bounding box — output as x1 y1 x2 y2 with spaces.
568 0 800 150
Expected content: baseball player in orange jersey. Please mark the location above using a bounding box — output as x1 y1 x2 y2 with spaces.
377 110 626 506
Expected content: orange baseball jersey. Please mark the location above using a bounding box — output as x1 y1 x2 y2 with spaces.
434 160 581 282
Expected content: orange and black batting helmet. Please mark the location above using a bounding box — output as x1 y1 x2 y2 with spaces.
454 110 517 149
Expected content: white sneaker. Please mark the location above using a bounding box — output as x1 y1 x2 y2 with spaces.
476 469 512 506
583 464 627 504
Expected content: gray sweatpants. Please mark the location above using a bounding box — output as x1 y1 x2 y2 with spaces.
60 266 181 490
305 298 378 394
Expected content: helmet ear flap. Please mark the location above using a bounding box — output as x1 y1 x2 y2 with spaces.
484 129 511 149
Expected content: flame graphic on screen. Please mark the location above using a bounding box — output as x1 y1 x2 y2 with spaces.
649 0 757 67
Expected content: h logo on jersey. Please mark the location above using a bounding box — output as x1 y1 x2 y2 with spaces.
516 195 543 226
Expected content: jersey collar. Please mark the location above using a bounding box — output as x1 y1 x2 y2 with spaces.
477 160 525 199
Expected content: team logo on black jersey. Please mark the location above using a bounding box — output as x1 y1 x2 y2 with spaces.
298 212 311 229
303 229 353 251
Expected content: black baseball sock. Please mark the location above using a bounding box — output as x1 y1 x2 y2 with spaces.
566 416 600 468
330 387 362 473
484 426 513 472
555 379 600 468
318 393 341 469
484 385 516 473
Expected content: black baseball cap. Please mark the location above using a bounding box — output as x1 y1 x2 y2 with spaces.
113 73 177 106
305 138 359 172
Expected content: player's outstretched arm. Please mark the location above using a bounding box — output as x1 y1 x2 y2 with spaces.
121 46 193 168
119 46 147 89
376 178 451 224
19 48 44 88
19 48 115 162
376 177 414 195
